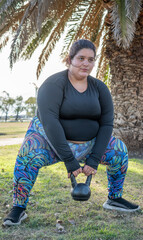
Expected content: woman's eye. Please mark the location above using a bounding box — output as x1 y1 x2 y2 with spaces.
79 57 84 61
88 58 95 63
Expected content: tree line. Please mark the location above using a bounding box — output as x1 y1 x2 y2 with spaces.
0 91 36 121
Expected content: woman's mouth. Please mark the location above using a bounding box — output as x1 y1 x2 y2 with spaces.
81 68 88 72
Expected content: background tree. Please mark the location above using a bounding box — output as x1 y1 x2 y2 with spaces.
0 0 142 156
0 91 15 121
105 8 143 157
25 97 36 118
14 95 25 121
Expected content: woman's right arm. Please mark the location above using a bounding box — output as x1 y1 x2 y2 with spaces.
37 80 81 173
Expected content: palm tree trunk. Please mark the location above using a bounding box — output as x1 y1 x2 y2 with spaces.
106 10 143 158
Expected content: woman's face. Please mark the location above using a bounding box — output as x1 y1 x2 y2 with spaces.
69 48 95 80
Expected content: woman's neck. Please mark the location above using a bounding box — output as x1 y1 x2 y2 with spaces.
68 70 88 93
68 70 87 83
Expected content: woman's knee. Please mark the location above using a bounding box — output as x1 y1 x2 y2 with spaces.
101 137 128 166
18 133 48 157
108 136 128 156
112 138 128 163
116 138 128 154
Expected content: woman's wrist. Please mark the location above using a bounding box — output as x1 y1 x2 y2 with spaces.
86 153 100 170
64 158 81 173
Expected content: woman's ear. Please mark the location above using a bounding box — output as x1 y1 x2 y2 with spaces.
65 56 71 67
67 57 71 65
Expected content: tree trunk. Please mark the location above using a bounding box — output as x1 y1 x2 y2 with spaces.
106 10 143 158
15 113 19 121
5 112 8 122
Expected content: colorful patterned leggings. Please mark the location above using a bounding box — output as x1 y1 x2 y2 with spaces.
13 117 128 208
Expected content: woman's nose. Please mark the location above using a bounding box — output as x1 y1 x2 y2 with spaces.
83 59 89 66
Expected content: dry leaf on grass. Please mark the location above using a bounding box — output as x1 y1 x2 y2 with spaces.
57 219 63 224
68 219 76 225
55 223 66 234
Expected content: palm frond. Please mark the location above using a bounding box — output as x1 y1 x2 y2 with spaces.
0 0 23 14
0 35 9 50
0 4 27 38
96 29 108 79
22 0 71 59
93 23 105 49
91 9 108 45
36 0 83 78
1 0 142 80
111 0 142 48
35 0 56 35
0 0 24 26
9 0 38 68
80 0 104 39
9 0 70 68
61 0 105 61
61 0 92 59
22 19 55 59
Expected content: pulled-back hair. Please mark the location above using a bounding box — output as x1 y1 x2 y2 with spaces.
69 39 96 60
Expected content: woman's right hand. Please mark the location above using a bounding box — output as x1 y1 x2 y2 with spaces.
68 167 82 178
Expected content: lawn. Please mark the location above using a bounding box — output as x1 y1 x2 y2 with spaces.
0 122 30 139
0 145 143 240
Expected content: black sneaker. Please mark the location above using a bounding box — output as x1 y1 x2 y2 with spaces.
3 206 27 226
103 197 140 212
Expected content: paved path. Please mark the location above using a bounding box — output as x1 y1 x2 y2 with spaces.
0 138 24 146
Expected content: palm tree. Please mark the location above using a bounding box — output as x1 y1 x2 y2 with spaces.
105 5 143 158
0 0 142 156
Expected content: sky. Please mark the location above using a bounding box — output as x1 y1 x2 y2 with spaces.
0 37 98 101
0 38 66 101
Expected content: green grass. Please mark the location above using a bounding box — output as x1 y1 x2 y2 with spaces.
0 144 143 240
0 122 30 138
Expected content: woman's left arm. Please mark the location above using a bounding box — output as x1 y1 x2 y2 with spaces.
86 80 114 170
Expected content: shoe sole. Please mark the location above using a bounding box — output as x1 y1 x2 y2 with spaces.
103 202 140 213
2 213 28 226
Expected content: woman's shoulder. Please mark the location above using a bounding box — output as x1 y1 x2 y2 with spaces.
42 69 68 87
88 75 107 89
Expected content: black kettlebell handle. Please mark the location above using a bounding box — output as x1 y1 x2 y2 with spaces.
70 172 92 188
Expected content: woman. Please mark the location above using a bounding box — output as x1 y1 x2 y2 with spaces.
3 39 140 226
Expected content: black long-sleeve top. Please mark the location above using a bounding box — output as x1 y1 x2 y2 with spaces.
37 69 114 172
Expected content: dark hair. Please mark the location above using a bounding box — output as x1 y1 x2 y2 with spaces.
69 39 96 60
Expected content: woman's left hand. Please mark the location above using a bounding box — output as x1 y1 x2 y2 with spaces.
82 165 97 176
68 167 83 178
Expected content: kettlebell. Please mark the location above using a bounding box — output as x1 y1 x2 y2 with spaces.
70 173 92 201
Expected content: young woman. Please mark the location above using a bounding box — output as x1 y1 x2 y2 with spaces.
3 39 140 226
